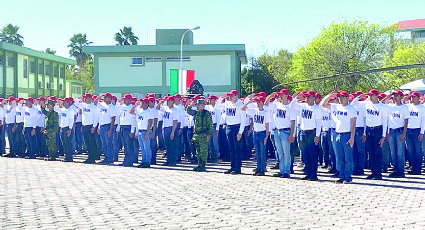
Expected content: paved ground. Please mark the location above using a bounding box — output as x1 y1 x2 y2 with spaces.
1 152 425 229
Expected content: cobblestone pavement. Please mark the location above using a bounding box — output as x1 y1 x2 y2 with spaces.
1 152 425 230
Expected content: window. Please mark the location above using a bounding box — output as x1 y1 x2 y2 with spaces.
0 55 3 65
38 62 44 74
30 61 36 73
54 65 59 77
45 64 51 75
7 55 16 67
166 56 190 61
60 67 65 77
23 59 28 78
59 84 63 90
145 57 162 62
38 81 44 89
131 57 144 65
72 85 82 94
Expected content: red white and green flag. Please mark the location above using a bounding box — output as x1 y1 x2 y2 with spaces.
169 69 195 95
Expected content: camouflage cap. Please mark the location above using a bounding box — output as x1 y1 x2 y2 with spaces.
197 99 206 105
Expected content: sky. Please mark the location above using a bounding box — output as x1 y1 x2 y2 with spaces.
1 0 425 59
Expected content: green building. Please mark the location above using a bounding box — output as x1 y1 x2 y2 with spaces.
0 42 83 98
83 29 247 97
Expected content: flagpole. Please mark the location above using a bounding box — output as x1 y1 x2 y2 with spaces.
179 26 200 94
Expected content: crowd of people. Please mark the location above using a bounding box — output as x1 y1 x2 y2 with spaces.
0 88 424 183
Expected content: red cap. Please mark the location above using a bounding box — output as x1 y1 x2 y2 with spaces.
37 96 46 101
209 95 218 100
255 91 267 98
140 97 149 103
111 95 117 100
122 94 133 100
92 95 98 99
173 94 182 99
17 97 24 102
305 90 316 97
147 96 155 102
352 91 363 96
0 98 4 102
410 91 421 98
378 93 386 100
64 97 74 103
166 96 175 101
192 94 200 100
83 93 92 99
337 90 349 97
228 89 238 96
132 97 137 101
26 97 34 103
47 96 56 101
315 92 322 99
7 96 15 101
367 89 379 96
348 95 354 101
102 92 113 98
279 88 290 96
254 96 266 103
287 96 293 101
392 90 404 96
240 97 245 102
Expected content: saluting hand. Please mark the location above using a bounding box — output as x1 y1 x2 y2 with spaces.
314 136 320 145
347 137 354 148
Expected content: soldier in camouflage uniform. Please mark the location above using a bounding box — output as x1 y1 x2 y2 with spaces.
186 99 213 172
41 97 59 161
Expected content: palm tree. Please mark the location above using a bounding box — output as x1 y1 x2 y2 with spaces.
44 48 56 55
68 33 92 67
0 24 24 46
114 26 139 45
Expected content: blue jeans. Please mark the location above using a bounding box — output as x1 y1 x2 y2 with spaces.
138 130 152 164
274 129 291 175
406 128 422 173
299 129 318 179
120 125 135 166
208 124 219 159
382 140 390 170
163 126 176 165
320 130 331 167
82 125 97 161
157 121 165 150
59 127 73 161
366 126 383 176
150 129 158 164
218 125 230 160
226 124 243 172
35 127 47 157
0 124 5 153
112 125 120 161
335 133 354 181
132 135 139 163
74 122 84 153
253 131 267 172
16 123 25 157
388 128 405 175
6 124 16 155
24 127 36 158
330 128 337 171
99 124 114 163
353 127 366 173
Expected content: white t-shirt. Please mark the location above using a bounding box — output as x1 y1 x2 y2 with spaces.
4 105 16 124
321 107 332 131
268 101 295 129
330 104 356 133
23 106 39 128
291 99 322 137
56 107 76 129
161 106 179 128
136 107 154 130
407 104 425 134
16 105 25 123
97 102 117 126
219 100 246 134
246 108 270 132
362 101 388 137
354 105 365 128
388 104 410 129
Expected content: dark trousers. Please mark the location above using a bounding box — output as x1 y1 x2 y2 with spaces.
56 128 63 156
120 125 135 166
182 127 189 158
320 130 331 167
94 127 102 158
132 136 139 163
406 128 422 173
157 121 165 150
366 126 383 176
241 126 252 159
60 127 73 161
74 122 84 153
299 129 318 179
24 127 36 158
218 125 230 160
83 125 97 161
6 124 16 155
226 124 243 172
163 126 176 165
35 127 48 157
16 123 25 157
187 127 195 160
0 124 5 153
353 127 366 173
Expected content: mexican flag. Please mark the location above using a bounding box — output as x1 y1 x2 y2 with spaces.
169 69 195 95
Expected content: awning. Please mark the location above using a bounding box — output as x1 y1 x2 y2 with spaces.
399 78 425 91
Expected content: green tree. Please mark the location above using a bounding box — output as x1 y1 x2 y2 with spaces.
68 33 92 67
287 20 397 94
382 43 425 89
256 49 293 91
66 57 95 93
241 58 280 97
0 24 24 46
44 48 56 55
114 26 139 45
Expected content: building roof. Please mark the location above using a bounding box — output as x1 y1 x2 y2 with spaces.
0 42 76 65
83 44 247 64
398 19 425 31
